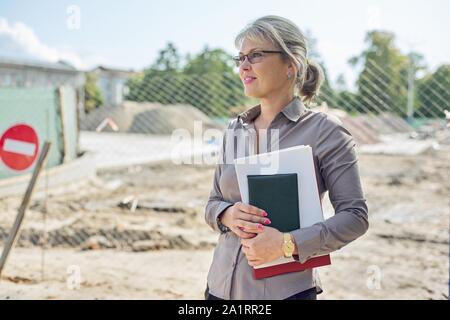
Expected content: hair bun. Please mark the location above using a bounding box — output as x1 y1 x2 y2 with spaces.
300 60 324 104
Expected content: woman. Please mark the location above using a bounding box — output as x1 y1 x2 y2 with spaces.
204 15 369 300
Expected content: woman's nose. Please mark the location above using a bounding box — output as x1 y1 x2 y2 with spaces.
240 58 251 71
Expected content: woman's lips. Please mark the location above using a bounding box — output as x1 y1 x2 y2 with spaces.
243 77 257 85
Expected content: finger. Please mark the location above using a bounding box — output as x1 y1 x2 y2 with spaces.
238 212 271 225
241 243 254 253
248 259 261 267
238 226 260 234
241 232 257 239
237 203 267 217
241 236 257 248
234 227 256 239
244 251 256 259
246 255 256 262
235 220 265 233
233 227 250 238
241 244 253 257
239 203 266 216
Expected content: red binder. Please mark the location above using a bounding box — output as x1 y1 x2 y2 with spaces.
253 255 331 279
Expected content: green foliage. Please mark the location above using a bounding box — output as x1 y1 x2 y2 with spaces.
153 42 180 72
125 35 448 120
84 72 104 113
125 43 247 117
305 30 336 107
335 90 359 114
415 64 450 118
349 31 410 115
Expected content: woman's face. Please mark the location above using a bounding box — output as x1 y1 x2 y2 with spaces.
239 37 293 99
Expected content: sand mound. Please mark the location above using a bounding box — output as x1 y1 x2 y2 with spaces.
312 105 415 145
80 101 224 134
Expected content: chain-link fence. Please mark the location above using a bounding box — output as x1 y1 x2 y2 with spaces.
0 56 449 299
3 57 447 242
78 59 449 161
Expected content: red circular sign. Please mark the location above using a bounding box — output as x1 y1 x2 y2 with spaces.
0 124 39 171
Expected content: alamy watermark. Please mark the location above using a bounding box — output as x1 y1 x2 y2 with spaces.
66 264 81 290
170 120 281 170
66 5 81 30
366 265 382 290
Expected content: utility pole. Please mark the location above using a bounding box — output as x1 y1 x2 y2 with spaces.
406 53 415 124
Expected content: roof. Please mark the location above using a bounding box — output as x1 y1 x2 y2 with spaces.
91 65 136 77
0 57 80 73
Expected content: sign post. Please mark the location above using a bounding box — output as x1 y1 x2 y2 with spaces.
0 142 51 280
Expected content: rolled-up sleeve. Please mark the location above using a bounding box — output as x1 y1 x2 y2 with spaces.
204 123 234 233
291 117 369 263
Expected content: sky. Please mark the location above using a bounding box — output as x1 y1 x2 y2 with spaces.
0 0 449 87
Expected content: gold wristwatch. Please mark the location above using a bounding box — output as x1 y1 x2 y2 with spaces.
282 233 295 258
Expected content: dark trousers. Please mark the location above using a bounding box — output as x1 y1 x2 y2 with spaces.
204 286 317 300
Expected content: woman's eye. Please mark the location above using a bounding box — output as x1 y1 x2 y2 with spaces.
251 52 263 58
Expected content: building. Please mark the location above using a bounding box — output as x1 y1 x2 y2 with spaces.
91 66 135 107
0 57 86 114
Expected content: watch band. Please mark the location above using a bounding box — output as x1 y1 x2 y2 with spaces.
217 216 230 233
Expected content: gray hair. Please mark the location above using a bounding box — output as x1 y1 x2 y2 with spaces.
235 15 324 104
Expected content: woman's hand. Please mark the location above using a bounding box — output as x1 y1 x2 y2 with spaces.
241 227 284 267
219 202 271 239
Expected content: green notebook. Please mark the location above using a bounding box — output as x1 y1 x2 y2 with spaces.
247 173 300 232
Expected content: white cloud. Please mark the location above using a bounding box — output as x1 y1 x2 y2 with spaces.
0 18 106 70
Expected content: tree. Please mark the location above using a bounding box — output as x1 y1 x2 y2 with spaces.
126 42 185 104
332 74 357 114
153 42 180 72
125 43 248 118
124 72 144 102
182 46 247 117
305 30 336 107
84 72 104 113
415 64 450 118
349 31 409 115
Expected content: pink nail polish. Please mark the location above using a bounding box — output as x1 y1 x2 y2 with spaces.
257 224 264 230
264 219 271 224
262 211 268 217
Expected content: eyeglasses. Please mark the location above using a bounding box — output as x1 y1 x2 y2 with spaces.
232 50 284 67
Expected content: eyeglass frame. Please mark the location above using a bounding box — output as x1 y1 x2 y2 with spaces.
232 50 285 67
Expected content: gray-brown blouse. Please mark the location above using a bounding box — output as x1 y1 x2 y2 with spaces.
205 96 369 300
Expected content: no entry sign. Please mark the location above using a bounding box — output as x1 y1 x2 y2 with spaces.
0 124 39 171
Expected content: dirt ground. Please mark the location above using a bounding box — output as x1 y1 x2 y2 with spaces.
0 148 449 300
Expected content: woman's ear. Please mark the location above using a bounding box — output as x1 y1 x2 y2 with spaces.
286 62 297 78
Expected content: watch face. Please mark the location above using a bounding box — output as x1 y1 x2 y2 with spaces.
283 242 294 254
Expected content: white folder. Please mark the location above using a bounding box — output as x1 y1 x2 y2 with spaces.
234 145 326 269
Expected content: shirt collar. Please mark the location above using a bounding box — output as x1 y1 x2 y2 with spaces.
237 96 306 125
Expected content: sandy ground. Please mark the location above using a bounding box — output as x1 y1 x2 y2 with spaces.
0 148 449 300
